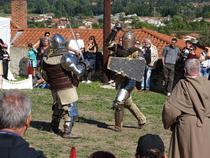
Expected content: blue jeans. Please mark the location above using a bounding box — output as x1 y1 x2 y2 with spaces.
200 67 209 78
141 66 153 90
118 78 136 92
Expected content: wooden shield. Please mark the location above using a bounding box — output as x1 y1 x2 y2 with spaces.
107 56 146 82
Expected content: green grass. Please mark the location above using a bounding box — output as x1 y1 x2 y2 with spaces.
1 82 171 158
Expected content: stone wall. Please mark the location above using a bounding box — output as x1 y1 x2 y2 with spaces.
10 47 28 77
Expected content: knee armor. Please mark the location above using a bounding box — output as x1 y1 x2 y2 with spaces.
112 89 130 109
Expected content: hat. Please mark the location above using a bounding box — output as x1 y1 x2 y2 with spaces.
136 134 164 157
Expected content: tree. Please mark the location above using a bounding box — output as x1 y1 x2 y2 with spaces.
33 0 50 14
198 28 210 46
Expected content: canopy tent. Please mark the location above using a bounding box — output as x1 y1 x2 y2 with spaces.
0 17 11 53
0 17 15 80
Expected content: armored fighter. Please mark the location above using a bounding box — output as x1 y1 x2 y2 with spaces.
42 34 86 138
106 24 146 131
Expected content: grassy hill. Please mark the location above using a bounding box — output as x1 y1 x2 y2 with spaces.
1 82 171 158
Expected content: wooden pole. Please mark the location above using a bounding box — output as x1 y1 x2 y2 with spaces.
102 0 112 83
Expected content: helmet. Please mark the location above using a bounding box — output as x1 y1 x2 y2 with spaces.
122 31 136 49
51 34 66 49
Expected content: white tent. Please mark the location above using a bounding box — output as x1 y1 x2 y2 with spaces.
0 17 15 80
0 17 32 89
0 17 11 53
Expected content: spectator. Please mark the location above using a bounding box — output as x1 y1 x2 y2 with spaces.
177 40 193 79
67 32 85 56
89 151 116 158
180 40 193 61
35 32 51 67
134 40 141 50
0 90 45 158
186 45 198 60
27 43 37 77
207 47 210 80
135 134 166 158
0 39 10 79
162 38 180 96
33 71 48 89
199 49 210 78
177 44 198 80
83 35 98 83
162 58 210 158
140 38 158 91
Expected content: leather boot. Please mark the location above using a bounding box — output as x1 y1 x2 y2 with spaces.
62 125 72 138
51 103 63 134
62 124 81 139
114 106 124 132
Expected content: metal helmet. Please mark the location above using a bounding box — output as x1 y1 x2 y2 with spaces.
51 34 66 49
122 31 136 49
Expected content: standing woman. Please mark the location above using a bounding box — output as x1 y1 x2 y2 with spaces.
83 36 98 83
0 39 10 79
27 43 37 77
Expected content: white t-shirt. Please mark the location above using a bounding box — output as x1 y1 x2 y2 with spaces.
68 39 84 54
201 59 210 68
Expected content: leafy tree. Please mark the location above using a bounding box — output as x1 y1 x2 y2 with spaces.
92 23 103 29
3 3 10 14
198 28 210 46
32 0 50 14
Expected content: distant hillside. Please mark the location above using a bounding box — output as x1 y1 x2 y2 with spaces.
0 0 210 18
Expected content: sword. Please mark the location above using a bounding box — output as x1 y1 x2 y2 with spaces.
68 21 85 61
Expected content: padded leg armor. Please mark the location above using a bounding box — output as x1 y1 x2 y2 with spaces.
51 103 63 134
62 104 74 138
125 97 146 128
114 105 124 132
112 88 129 131
68 102 79 122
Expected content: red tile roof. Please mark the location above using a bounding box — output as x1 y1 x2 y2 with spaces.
11 28 103 48
11 27 203 57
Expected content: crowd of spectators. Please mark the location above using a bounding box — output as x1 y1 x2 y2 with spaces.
20 30 210 93
0 31 209 158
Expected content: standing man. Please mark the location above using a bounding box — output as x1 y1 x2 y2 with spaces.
140 38 158 91
42 34 85 138
162 38 180 96
162 58 210 158
106 24 146 131
0 90 45 158
67 32 85 56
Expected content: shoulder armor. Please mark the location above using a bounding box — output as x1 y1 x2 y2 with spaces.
43 56 62 65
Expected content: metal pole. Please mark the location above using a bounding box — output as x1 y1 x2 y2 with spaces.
103 0 112 83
